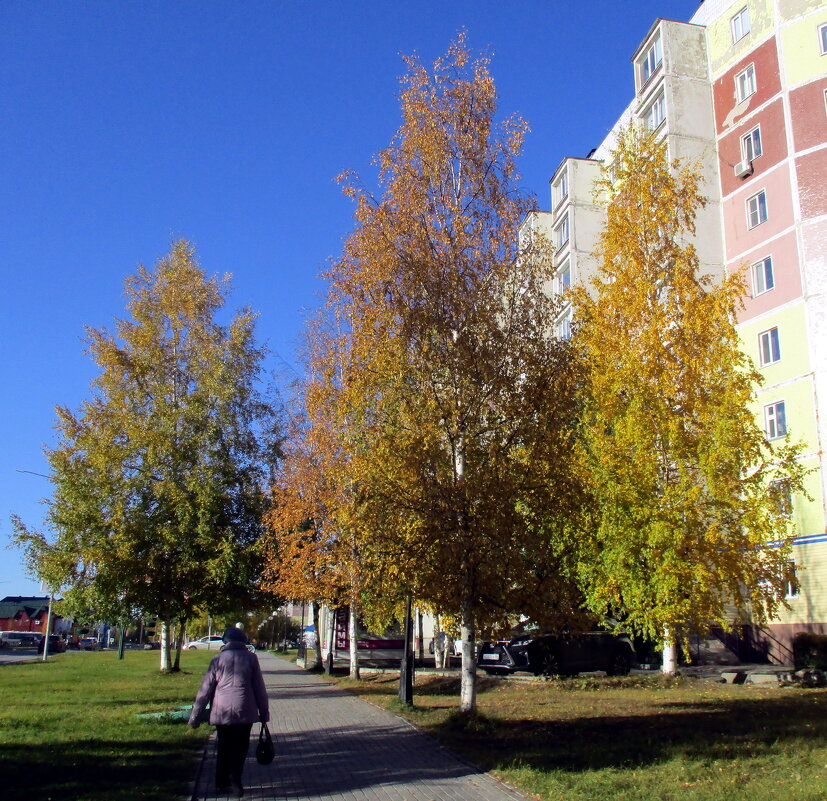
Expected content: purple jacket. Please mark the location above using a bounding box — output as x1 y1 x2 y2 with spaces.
189 642 270 727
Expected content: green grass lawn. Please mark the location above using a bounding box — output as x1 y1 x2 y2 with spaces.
334 671 827 801
0 649 215 801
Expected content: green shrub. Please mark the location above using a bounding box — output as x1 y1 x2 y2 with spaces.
792 631 827 669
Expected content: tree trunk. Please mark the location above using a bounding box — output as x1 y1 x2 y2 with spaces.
348 599 360 680
662 630 678 675
459 601 476 713
172 618 186 671
160 619 173 672
310 601 323 671
399 594 414 705
416 607 424 661
325 607 335 674
433 613 443 669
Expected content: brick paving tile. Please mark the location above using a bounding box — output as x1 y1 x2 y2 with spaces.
190 651 528 801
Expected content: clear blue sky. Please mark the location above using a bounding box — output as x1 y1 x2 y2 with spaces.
0 0 702 596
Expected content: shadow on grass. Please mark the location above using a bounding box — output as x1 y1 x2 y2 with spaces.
2 737 205 801
430 693 827 774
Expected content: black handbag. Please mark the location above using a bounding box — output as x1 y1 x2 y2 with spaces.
256 722 275 765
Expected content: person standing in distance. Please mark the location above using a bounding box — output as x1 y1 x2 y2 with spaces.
189 627 270 796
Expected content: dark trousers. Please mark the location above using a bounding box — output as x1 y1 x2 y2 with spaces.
215 723 253 786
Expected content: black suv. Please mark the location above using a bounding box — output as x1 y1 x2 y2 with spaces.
478 631 635 676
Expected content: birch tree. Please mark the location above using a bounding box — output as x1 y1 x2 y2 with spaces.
13 241 279 671
572 127 807 672
327 36 583 712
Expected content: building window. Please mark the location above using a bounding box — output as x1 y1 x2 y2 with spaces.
741 125 762 162
759 326 781 365
751 256 775 296
555 215 569 248
785 561 800 599
770 478 793 517
731 6 750 43
556 261 571 296
644 92 666 130
747 190 768 228
640 31 663 85
764 400 787 439
736 64 756 102
553 172 569 207
558 310 572 341
820 23 827 55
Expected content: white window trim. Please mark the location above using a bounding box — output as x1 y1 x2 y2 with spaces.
555 215 570 248
639 31 663 87
758 326 780 366
764 399 786 440
741 124 762 162
819 22 827 55
643 91 666 131
556 261 571 296
731 6 750 43
552 172 569 209
786 560 800 599
751 255 774 297
736 63 756 103
746 189 768 229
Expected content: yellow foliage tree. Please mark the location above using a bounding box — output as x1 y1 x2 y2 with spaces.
325 35 584 712
572 127 808 671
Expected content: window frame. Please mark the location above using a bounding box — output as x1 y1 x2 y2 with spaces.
758 326 781 366
764 399 787 440
736 63 757 103
639 31 663 86
820 22 827 55
747 189 768 229
555 215 570 249
553 171 569 208
785 560 800 599
751 255 775 296
558 309 572 342
644 91 666 131
731 6 750 43
741 125 762 162
555 261 571 296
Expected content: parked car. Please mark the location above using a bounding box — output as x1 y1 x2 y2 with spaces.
0 631 23 648
36 635 68 654
14 632 43 648
186 635 225 650
79 637 99 650
478 631 635 677
187 634 256 653
428 633 463 657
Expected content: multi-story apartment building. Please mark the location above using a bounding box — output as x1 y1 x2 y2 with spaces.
542 0 827 661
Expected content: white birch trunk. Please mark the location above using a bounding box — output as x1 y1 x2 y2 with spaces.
662 631 678 675
311 601 323 670
160 620 172 672
459 603 476 713
348 599 360 679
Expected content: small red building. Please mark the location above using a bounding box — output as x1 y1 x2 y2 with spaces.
0 596 61 633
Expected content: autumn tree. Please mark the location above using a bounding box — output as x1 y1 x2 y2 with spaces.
13 241 279 671
326 36 584 712
572 127 807 672
261 314 365 677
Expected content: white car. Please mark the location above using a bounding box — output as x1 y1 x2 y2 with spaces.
187 635 225 650
0 631 23 648
187 635 256 653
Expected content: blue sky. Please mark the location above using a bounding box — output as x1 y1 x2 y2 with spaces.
0 0 702 595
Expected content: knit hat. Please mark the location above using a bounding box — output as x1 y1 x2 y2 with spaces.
222 627 247 644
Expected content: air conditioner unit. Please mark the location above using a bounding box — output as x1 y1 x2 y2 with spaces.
734 160 754 178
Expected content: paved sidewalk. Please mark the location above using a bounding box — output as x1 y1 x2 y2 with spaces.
190 651 528 801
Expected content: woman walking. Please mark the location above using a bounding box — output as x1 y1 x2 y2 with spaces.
189 627 270 797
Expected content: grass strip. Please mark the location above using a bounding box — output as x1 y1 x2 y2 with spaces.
0 649 215 801
331 670 827 801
